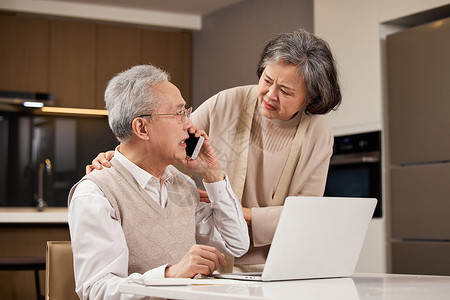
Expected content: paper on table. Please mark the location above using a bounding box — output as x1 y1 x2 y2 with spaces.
142 278 191 286
142 278 252 286
191 279 252 285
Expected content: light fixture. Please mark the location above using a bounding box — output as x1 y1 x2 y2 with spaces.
23 101 44 108
40 107 108 116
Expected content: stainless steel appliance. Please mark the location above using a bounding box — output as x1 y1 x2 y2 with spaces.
324 131 382 218
387 16 450 275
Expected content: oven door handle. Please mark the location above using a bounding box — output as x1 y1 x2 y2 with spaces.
329 151 380 166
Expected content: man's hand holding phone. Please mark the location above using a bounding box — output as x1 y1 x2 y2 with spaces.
185 132 204 160
181 128 223 183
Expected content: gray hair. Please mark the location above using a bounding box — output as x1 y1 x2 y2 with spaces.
256 29 342 114
104 65 170 142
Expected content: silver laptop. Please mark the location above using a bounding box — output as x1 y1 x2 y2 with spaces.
213 196 377 282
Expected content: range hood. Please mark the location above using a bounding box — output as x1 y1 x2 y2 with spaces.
0 90 53 108
0 90 108 116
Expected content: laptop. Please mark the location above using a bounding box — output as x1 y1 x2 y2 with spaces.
213 196 377 282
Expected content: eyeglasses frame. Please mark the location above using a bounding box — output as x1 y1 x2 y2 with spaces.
137 107 192 123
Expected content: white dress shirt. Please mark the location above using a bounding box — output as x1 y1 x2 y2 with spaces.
68 149 249 300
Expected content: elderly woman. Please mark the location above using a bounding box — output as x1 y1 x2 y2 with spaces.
89 28 341 272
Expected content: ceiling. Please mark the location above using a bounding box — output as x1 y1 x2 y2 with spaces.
1 0 245 29
45 0 245 16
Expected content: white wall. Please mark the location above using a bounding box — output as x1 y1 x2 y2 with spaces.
314 0 450 273
315 0 381 137
192 0 314 107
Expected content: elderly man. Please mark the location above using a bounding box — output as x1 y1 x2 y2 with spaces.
68 65 249 299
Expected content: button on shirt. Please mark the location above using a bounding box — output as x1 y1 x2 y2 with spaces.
68 148 249 300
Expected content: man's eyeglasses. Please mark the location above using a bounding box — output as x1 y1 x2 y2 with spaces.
137 107 192 124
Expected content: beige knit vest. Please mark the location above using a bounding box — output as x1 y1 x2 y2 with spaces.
68 159 198 275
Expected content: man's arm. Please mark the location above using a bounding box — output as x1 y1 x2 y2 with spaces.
195 174 250 257
69 180 163 299
69 180 228 299
179 128 249 257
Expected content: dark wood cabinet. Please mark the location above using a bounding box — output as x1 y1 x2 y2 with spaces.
0 13 192 109
141 30 191 104
0 14 49 93
49 19 96 108
96 24 141 109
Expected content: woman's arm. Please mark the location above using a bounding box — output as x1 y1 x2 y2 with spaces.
195 174 250 257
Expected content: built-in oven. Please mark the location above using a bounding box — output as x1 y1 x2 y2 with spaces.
324 131 382 218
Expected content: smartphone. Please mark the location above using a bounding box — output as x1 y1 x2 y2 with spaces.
185 132 204 160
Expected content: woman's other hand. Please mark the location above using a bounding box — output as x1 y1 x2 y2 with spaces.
197 189 210 203
242 207 252 226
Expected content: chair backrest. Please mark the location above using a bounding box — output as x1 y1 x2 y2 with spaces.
45 241 79 300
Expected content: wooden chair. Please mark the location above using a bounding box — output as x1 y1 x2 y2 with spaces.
45 241 78 300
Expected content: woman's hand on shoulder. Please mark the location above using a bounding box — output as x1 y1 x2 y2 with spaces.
85 150 115 174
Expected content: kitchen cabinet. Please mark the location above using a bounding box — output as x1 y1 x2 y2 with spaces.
392 241 450 276
390 163 450 240
97 25 191 108
96 24 141 109
141 30 191 104
387 17 450 276
49 19 96 108
0 14 49 93
387 17 450 165
0 13 192 109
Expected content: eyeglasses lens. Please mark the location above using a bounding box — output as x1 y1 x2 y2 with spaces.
180 107 192 123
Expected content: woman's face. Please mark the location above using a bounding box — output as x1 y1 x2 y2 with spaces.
257 61 308 121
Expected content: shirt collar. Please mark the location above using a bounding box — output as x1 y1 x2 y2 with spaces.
114 146 174 189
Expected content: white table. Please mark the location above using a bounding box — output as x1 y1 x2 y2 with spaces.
119 273 450 300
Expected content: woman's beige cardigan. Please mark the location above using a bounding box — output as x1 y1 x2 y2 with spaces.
191 85 333 265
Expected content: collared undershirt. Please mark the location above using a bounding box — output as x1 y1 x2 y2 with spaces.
114 148 172 208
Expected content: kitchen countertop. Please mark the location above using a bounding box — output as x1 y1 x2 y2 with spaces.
0 207 68 223
120 273 450 300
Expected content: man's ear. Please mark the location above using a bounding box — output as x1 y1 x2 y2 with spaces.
131 118 150 141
